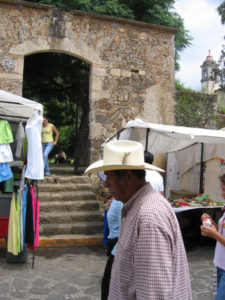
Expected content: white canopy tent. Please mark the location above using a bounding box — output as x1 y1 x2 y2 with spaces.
117 118 225 154
111 118 225 199
0 89 44 179
0 89 43 121
117 118 225 173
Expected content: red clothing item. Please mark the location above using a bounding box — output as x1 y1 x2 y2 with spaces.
108 183 192 300
28 184 39 251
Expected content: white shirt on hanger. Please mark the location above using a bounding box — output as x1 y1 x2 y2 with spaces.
25 111 44 180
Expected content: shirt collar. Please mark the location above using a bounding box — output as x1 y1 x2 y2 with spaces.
122 182 151 217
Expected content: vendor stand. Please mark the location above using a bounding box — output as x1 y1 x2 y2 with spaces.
107 118 225 247
0 89 43 264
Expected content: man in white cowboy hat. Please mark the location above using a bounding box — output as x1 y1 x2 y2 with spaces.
85 140 192 300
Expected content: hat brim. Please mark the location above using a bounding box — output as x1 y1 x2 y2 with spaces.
85 160 165 174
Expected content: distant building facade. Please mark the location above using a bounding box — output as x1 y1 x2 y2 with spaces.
201 50 220 94
201 51 225 111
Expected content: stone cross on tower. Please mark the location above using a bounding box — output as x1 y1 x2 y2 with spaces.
201 50 220 94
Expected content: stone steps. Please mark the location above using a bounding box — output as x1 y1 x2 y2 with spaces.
38 175 103 244
41 174 90 184
40 233 102 239
40 200 99 211
39 183 94 192
40 211 102 223
38 234 102 248
39 221 103 236
39 191 96 202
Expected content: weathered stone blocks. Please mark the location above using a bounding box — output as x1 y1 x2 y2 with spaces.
0 0 177 163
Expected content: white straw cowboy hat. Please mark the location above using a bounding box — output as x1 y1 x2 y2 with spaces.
85 140 164 174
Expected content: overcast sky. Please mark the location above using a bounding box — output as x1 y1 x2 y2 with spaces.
174 0 224 91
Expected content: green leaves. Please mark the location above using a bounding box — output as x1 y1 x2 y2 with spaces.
218 0 225 25
217 1 225 90
94 0 134 19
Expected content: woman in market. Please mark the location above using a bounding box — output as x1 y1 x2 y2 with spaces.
200 174 225 300
41 116 59 176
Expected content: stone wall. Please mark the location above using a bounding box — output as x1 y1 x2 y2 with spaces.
0 0 177 162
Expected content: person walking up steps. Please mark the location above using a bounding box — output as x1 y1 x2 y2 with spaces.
41 116 58 176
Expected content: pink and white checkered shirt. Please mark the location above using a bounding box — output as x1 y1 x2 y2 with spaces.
108 183 192 300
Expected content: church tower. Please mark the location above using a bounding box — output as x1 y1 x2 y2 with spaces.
201 50 220 94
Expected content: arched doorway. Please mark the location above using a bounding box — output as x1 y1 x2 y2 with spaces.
23 52 90 173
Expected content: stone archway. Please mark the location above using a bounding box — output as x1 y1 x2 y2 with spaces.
22 51 91 169
0 0 177 163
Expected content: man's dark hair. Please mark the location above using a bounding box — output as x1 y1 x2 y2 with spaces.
131 169 146 179
114 169 145 180
219 174 225 185
144 151 154 164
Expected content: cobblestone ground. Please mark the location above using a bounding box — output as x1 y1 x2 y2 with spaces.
188 245 215 300
0 245 215 300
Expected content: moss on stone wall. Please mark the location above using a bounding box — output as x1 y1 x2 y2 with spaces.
175 90 218 128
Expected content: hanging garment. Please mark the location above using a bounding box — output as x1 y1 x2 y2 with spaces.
22 185 27 247
25 184 40 250
0 120 13 144
7 193 19 255
16 191 21 254
18 166 26 250
0 162 13 182
0 144 13 163
25 111 44 180
30 184 39 250
25 185 34 245
15 121 25 159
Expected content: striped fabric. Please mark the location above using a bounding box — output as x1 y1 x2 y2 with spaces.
108 183 192 300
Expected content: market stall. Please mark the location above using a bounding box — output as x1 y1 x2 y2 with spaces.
0 89 42 121
0 89 43 263
114 118 225 199
107 118 225 246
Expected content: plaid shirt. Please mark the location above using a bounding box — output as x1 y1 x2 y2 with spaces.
108 183 192 300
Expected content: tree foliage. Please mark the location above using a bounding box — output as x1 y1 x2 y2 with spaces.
217 1 225 90
25 0 192 71
218 45 225 90
218 0 225 24
175 79 194 92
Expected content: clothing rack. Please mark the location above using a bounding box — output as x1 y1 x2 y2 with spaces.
1 107 43 266
7 173 40 267
24 178 39 269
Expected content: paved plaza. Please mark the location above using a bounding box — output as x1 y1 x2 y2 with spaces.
0 244 215 300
